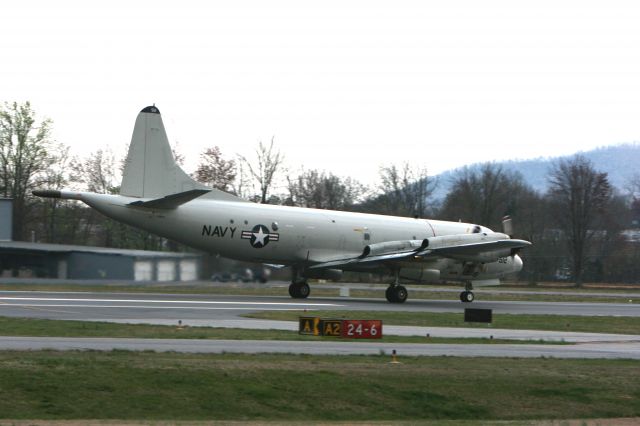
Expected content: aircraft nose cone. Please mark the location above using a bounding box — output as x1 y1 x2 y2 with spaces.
513 254 523 272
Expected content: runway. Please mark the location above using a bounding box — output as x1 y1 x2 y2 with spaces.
1 336 639 359
1 290 639 321
1 290 639 359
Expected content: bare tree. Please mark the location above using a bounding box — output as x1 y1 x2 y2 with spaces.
0 101 54 240
193 146 236 192
79 148 119 194
547 155 612 286
287 169 367 210
239 138 285 204
366 163 434 217
440 163 529 230
36 144 82 242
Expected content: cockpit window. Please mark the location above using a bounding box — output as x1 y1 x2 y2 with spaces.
472 225 482 234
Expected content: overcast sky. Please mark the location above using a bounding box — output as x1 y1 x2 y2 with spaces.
2 1 639 186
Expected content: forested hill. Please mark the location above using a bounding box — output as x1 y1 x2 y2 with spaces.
431 143 640 200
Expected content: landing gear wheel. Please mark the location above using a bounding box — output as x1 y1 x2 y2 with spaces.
385 285 408 303
289 281 310 299
460 290 474 303
385 286 394 302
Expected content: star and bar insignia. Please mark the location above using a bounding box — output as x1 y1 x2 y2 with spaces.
241 224 280 248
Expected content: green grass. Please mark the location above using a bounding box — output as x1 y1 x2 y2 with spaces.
349 289 640 303
0 316 547 345
0 351 638 421
245 310 640 335
0 282 340 297
2 281 639 304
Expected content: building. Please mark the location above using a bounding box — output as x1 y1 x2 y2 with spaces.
0 199 202 281
0 199 11 241
0 241 201 281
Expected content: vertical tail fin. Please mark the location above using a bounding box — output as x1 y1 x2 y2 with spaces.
120 106 242 202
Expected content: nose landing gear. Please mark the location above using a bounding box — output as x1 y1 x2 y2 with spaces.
459 282 474 303
385 269 408 303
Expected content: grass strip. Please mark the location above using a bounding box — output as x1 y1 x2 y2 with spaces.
2 282 639 304
0 316 549 345
244 310 640 335
348 289 640 303
0 351 638 421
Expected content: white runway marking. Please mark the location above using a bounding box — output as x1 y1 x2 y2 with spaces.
0 304 314 311
0 296 341 307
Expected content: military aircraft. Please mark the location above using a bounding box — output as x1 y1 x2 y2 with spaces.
34 106 531 303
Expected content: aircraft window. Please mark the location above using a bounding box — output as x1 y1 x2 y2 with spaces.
244 220 248 225
472 225 481 234
364 233 370 241
230 219 234 224
272 222 279 231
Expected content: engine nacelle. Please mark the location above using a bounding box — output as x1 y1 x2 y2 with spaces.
450 249 513 263
303 268 343 281
361 240 426 258
399 268 440 283
422 232 509 250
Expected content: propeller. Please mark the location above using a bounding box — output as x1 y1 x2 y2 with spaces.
501 215 513 237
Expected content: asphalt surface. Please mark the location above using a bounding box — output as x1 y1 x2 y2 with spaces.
1 290 639 319
1 336 639 359
1 290 639 358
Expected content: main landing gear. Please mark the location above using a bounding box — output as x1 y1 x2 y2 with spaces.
289 280 310 299
459 282 474 303
385 285 408 303
289 267 310 299
385 270 408 303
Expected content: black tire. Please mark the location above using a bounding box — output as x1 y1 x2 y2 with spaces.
289 282 310 299
298 282 310 298
394 285 408 303
459 291 466 302
462 291 474 303
288 283 298 298
385 286 396 303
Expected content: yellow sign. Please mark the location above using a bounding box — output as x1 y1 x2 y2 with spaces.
298 317 320 336
321 320 342 337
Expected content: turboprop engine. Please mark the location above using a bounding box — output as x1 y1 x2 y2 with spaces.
360 240 427 258
422 232 514 263
399 267 441 283
303 268 343 281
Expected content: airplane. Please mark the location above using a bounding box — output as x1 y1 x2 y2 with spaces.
34 105 531 303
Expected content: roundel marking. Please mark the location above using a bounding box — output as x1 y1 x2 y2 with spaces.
241 224 280 248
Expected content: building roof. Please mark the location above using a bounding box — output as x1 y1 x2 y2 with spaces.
0 241 201 259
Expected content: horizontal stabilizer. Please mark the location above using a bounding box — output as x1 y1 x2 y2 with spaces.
128 189 211 209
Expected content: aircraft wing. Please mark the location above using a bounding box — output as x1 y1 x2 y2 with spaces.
308 250 418 270
309 234 531 270
417 238 531 259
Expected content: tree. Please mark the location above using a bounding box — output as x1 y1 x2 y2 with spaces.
362 163 434 217
439 163 528 230
547 155 612 286
239 138 285 203
287 169 366 210
79 148 119 194
0 101 54 240
194 146 236 192
35 144 82 243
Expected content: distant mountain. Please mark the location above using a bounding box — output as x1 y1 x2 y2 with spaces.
430 143 640 200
